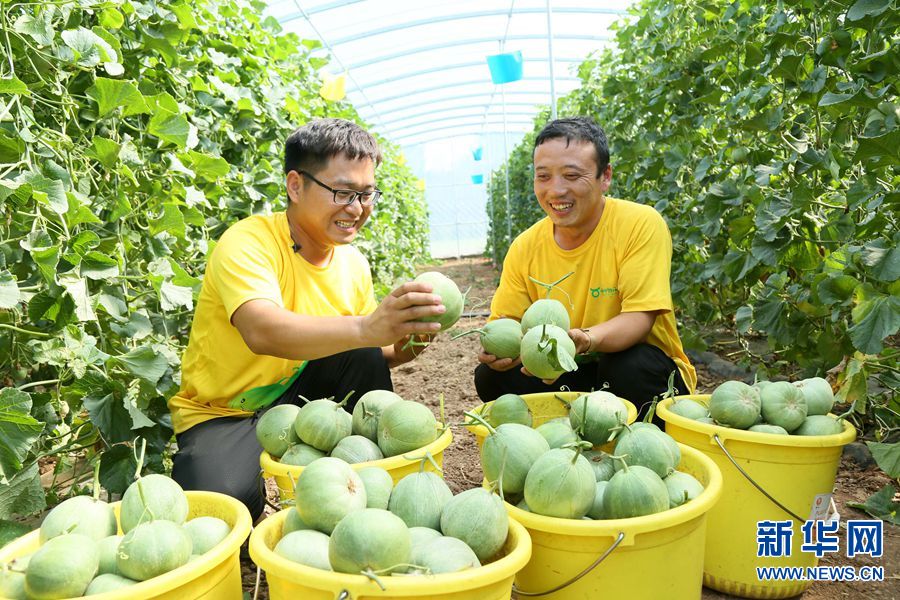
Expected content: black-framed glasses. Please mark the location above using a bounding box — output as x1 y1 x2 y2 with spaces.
297 170 382 206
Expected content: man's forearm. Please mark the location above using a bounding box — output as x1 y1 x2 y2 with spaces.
586 311 657 353
239 303 372 361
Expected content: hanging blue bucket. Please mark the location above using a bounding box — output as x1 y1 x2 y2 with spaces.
472 146 483 161
486 51 524 84
471 174 484 184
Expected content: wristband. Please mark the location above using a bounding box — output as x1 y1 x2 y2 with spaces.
579 328 594 354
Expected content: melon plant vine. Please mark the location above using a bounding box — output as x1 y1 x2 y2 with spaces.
0 0 428 518
488 0 898 455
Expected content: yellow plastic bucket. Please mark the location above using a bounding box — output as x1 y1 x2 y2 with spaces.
249 509 531 600
0 490 252 600
507 443 722 599
261 428 454 501
658 395 857 599
464 391 638 452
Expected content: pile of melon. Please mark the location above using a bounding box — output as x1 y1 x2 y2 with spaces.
0 475 230 599
257 390 442 466
273 455 509 578
670 377 843 436
472 391 705 521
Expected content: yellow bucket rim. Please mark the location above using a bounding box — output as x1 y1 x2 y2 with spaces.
463 391 638 440
500 444 723 542
261 428 454 478
249 510 532 594
657 394 857 447
0 490 252 600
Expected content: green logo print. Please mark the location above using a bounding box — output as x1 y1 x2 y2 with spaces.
590 286 618 298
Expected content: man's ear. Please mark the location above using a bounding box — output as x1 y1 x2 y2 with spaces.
600 164 613 193
286 170 302 204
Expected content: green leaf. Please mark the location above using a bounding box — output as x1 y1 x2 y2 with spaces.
58 273 96 322
86 78 149 118
0 389 44 484
0 76 29 96
848 285 900 354
159 282 193 311
860 238 900 282
148 113 190 148
0 519 32 548
88 137 121 169
855 130 900 164
22 172 66 214
735 305 753 333
866 441 900 478
99 445 138 494
0 271 20 309
847 484 899 525
180 151 230 181
847 0 891 21
83 392 134 444
0 463 45 520
817 275 858 304
115 347 168 385
99 8 125 30
61 27 116 67
150 203 186 238
13 12 54 46
80 251 119 280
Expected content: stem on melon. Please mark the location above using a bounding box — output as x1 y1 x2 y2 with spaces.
449 328 485 340
553 393 572 409
528 271 575 307
361 569 387 590
336 390 355 408
462 410 496 435
92 459 101 501
561 440 592 463
132 437 147 481
610 453 630 472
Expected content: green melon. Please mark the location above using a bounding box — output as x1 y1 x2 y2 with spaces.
388 471 452 530
440 488 508 562
0 555 29 600
39 495 117 543
520 299 570 333
486 393 531 427
351 390 403 441
709 380 761 429
275 530 332 571
413 272 464 331
587 481 611 519
794 377 835 416
377 400 438 457
25 534 99 600
295 457 367 534
293 397 352 453
119 474 189 533
84 573 137 595
454 318 523 359
668 398 709 420
520 324 578 380
569 391 629 445
116 520 192 581
523 448 596 519
793 415 843 436
279 443 326 466
664 471 705 508
358 467 394 510
255 404 301 458
613 427 680 478
183 516 231 555
760 381 807 432
603 464 668 519
535 417 579 449
475 414 550 495
329 509 411 575
281 507 311 537
748 423 789 435
330 435 384 464
583 450 617 482
413 536 481 574
97 535 123 575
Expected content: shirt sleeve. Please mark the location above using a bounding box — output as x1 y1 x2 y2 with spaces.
489 237 533 322
356 256 378 315
618 208 675 314
207 223 284 321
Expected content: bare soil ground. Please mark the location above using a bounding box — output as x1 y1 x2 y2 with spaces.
241 257 898 599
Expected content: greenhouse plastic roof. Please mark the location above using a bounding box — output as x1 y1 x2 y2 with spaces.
264 0 632 147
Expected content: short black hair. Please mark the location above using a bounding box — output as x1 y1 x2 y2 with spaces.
534 117 610 177
284 118 382 175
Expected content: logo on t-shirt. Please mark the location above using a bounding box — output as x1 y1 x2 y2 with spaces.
590 286 618 298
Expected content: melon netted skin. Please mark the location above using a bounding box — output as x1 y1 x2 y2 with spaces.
329 509 411 575
25 534 99 600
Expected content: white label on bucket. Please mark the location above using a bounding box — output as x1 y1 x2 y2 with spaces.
809 493 838 525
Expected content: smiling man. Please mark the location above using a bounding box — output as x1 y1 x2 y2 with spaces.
168 118 445 518
475 117 696 418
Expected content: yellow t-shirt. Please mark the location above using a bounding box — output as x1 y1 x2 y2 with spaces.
168 212 378 434
490 197 697 393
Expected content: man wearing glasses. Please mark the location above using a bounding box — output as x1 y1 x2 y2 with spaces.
168 118 445 518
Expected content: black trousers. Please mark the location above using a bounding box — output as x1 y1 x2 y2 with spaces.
171 347 392 520
474 342 689 424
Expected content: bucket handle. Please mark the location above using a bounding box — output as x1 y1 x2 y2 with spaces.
712 433 806 523
336 591 351 600
512 531 625 597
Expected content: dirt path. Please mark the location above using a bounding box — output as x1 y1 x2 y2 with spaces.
243 257 898 599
